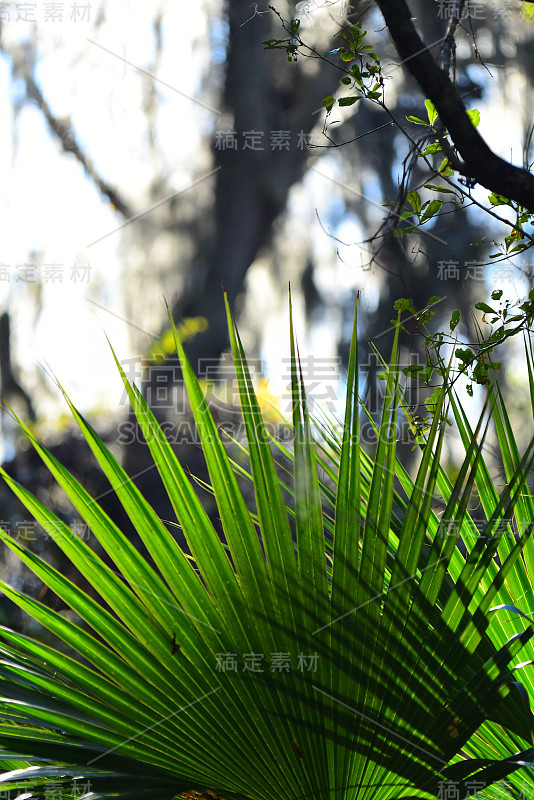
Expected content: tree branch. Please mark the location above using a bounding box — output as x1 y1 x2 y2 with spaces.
8 46 133 219
376 0 534 211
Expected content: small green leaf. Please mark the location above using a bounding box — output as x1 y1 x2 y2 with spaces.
456 347 475 363
467 108 480 127
487 326 505 342
439 157 454 176
475 302 496 315
417 310 435 326
423 184 458 195
263 38 288 50
393 225 417 236
402 364 424 377
450 309 461 331
322 96 336 113
424 99 438 125
406 115 427 125
394 298 416 313
340 76 352 85
424 387 441 411
338 96 359 107
406 190 422 213
488 192 512 207
491 290 503 301
419 142 442 156
421 199 444 222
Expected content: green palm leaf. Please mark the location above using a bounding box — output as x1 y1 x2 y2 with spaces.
0 298 532 800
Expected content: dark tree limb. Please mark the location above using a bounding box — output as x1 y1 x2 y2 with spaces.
376 0 534 211
0 313 36 422
25 75 133 218
7 46 133 218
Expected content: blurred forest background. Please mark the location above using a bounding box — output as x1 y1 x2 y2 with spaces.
0 0 533 631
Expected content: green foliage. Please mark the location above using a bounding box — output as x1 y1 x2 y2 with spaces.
450 310 461 332
486 201 534 258
424 99 439 126
1 300 534 799
467 108 481 128
263 10 301 61
396 290 534 401
403 97 534 256
325 23 383 108
393 189 452 237
265 11 534 263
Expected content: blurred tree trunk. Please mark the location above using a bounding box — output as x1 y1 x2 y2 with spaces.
177 0 346 373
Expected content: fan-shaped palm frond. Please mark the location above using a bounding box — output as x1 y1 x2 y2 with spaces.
0 297 533 800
